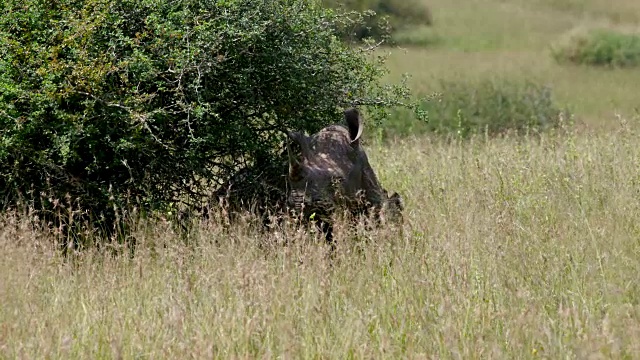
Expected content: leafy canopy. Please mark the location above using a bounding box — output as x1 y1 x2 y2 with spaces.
0 0 420 239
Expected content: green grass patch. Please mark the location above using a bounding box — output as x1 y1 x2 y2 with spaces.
521 0 640 25
552 27 640 67
390 25 442 47
379 79 569 139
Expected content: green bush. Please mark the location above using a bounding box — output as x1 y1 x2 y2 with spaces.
379 79 569 139
551 28 640 67
323 0 433 42
0 0 419 245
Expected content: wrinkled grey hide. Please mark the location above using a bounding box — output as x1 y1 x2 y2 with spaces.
286 108 404 242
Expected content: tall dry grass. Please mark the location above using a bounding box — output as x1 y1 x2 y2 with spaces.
2 120 640 358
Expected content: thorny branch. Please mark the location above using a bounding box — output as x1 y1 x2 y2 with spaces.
77 91 172 150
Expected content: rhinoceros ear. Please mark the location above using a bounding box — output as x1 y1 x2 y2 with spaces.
286 131 310 154
286 131 308 180
344 108 363 145
389 192 404 211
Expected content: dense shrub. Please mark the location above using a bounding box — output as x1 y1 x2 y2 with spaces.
323 0 433 42
0 0 420 245
551 28 640 67
379 79 569 139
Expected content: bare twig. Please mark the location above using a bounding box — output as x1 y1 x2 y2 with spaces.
76 91 132 112
0 109 20 122
359 39 385 53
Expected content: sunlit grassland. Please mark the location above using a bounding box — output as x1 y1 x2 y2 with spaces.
2 123 640 358
3 0 640 358
382 0 640 128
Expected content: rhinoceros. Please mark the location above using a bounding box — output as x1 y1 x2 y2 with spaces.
285 108 404 244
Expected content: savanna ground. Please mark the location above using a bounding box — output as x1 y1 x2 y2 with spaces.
2 0 640 358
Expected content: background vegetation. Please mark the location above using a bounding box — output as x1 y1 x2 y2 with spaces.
380 0 640 133
2 0 640 358
551 27 640 67
322 0 433 42
381 79 568 139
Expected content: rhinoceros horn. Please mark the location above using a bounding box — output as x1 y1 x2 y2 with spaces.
344 108 363 145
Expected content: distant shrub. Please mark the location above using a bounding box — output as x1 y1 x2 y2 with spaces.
379 79 569 139
323 0 433 42
551 28 640 67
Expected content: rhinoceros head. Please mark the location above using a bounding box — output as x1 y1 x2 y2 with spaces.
285 108 362 218
285 108 403 225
